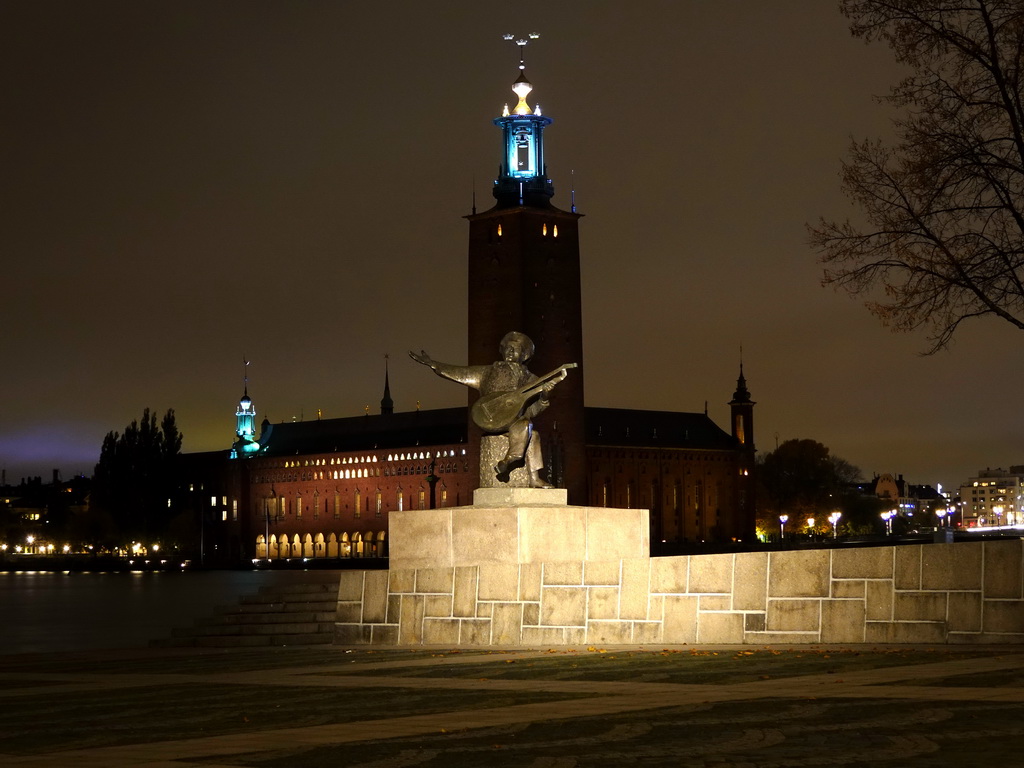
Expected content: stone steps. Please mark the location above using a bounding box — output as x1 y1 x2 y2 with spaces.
152 581 339 648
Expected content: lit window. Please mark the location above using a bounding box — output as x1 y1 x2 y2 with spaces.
210 496 216 506
553 225 558 237
542 223 548 236
222 510 227 522
497 224 502 237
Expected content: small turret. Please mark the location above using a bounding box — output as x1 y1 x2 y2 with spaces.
380 355 394 416
729 362 755 450
231 358 261 458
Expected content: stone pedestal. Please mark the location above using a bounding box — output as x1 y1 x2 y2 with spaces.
387 488 649 570
479 434 533 488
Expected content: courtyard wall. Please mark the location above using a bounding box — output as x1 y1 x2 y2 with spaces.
335 540 1024 645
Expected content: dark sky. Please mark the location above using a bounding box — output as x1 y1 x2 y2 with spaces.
3 1 1019 492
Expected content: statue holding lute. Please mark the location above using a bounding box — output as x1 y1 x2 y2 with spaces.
409 331 575 488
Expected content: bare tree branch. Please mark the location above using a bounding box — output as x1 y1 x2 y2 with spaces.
813 1 1024 353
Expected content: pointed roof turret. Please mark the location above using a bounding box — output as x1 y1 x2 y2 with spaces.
730 363 752 405
380 355 394 416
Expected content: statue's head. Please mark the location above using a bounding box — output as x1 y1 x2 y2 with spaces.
499 331 534 363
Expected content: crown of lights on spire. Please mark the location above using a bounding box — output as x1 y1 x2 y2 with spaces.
502 32 541 116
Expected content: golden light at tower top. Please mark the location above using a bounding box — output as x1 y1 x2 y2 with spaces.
502 32 541 116
492 31 553 206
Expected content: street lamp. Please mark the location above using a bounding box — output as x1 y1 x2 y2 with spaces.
828 511 842 539
806 518 815 539
936 508 948 528
881 510 895 535
779 514 789 541
993 505 1004 528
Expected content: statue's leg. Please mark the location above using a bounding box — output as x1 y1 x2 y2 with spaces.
525 429 553 489
495 420 531 480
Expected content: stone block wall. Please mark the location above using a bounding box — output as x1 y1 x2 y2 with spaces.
334 539 1024 646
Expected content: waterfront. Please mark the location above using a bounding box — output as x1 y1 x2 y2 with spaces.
0 569 340 654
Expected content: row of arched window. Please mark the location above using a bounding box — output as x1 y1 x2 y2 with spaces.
255 531 386 559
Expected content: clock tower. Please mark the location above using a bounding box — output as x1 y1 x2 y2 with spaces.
466 38 587 503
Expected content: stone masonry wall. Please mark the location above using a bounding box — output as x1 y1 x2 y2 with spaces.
334 540 1024 646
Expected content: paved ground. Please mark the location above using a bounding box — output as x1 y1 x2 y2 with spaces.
0 644 1022 767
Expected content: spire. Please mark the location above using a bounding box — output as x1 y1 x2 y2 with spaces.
380 355 394 415
728 357 755 450
492 33 554 208
731 363 752 404
237 357 255 436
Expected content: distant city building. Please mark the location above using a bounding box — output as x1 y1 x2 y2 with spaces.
959 467 1024 527
855 473 944 523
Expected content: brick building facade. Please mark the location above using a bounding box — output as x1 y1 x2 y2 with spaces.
179 46 757 564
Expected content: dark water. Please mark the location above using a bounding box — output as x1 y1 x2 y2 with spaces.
0 569 340 654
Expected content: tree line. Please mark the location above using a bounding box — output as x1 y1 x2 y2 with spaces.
90 408 184 546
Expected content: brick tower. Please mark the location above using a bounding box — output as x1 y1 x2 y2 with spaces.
465 38 587 503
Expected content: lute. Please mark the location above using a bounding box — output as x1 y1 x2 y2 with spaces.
471 363 578 432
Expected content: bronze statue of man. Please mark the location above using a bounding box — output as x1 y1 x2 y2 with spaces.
410 331 574 488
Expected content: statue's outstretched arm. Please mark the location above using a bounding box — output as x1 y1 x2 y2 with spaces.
409 350 486 389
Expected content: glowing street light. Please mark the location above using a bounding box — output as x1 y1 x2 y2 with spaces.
779 514 789 540
828 511 842 539
936 508 948 528
881 510 895 535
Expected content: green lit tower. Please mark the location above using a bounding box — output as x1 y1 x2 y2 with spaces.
466 35 587 503
230 359 260 459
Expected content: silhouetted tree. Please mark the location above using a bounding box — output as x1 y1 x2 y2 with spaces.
811 1 1024 353
92 408 182 544
757 439 865 534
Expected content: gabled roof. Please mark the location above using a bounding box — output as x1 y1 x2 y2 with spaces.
257 407 467 457
242 405 738 459
584 407 737 450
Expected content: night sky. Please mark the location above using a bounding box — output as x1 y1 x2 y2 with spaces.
3 1 1020 491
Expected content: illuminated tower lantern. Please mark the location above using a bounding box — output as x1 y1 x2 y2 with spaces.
231 360 260 458
236 390 256 441
466 35 587 503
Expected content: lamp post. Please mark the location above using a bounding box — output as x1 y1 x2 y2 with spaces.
806 518 815 539
936 508 947 528
265 488 276 563
881 510 895 535
993 505 1004 528
828 511 842 539
779 514 789 541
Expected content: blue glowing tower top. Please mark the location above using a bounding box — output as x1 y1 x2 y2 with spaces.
236 389 256 440
493 34 554 208
231 358 261 458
